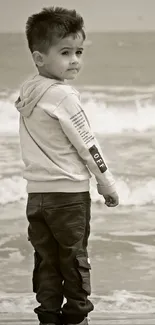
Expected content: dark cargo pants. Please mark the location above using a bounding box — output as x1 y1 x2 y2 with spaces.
26 192 94 325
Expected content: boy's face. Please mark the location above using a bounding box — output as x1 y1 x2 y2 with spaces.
35 32 84 81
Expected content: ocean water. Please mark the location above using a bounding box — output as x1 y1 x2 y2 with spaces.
0 32 155 315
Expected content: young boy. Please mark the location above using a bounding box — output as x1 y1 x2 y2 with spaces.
15 6 119 325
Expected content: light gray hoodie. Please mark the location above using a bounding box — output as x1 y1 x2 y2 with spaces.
15 74 116 195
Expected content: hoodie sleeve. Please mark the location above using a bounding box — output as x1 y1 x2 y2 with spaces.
55 92 117 196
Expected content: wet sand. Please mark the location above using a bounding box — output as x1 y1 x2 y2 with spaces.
0 201 155 314
0 312 155 324
0 201 155 296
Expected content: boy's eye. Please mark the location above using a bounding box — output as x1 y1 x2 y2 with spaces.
76 50 83 55
61 50 83 56
61 51 69 55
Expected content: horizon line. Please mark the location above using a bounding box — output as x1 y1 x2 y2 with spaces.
1 29 155 34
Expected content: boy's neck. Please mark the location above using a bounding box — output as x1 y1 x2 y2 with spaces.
38 67 65 82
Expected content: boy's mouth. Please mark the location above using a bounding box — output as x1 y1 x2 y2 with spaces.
67 68 78 72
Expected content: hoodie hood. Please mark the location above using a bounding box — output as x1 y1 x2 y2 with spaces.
15 75 61 117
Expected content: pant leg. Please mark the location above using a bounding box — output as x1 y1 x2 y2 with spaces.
26 193 63 325
42 192 94 325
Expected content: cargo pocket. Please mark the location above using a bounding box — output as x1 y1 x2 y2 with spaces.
33 251 42 293
76 255 91 295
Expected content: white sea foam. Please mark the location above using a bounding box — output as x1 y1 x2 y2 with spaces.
77 84 155 94
83 98 155 133
0 98 19 135
90 177 155 206
92 290 155 313
0 175 155 207
0 88 155 135
0 176 27 205
0 290 155 313
109 231 155 236
110 239 155 259
130 241 155 259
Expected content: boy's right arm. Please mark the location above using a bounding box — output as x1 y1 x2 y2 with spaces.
53 92 119 207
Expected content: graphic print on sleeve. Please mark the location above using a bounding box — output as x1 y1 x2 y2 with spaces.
89 145 107 173
70 108 107 173
70 109 95 145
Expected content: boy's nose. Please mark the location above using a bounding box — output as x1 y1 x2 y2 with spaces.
70 55 78 64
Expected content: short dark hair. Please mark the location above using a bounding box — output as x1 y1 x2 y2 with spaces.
26 6 86 53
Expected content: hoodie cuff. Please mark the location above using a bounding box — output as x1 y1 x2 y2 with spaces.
97 183 117 196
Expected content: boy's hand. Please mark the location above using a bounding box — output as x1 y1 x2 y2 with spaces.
103 191 119 207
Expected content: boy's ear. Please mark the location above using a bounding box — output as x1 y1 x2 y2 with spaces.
32 51 44 67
